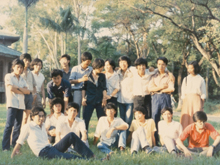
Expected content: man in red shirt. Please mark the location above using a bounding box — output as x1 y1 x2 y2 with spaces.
176 111 220 157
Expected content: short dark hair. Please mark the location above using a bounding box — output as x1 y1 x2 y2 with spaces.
118 55 131 67
104 102 117 117
66 102 79 113
81 52 92 62
134 57 148 68
188 61 200 75
50 97 64 114
92 58 105 69
133 106 147 116
105 58 116 70
60 54 71 66
161 107 173 115
20 53 32 62
51 69 63 78
193 111 207 123
31 58 43 70
30 107 46 121
157 57 168 65
11 58 24 72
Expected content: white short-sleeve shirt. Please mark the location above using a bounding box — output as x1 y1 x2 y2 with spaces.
21 69 36 91
32 71 45 93
5 73 27 109
56 116 86 139
16 121 50 157
45 113 65 128
181 74 206 99
94 116 129 146
117 68 134 103
130 67 156 96
158 120 183 141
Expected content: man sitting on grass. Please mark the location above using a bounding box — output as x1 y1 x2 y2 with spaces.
158 107 182 154
11 107 95 160
176 111 220 157
127 106 156 155
93 102 128 154
56 102 88 147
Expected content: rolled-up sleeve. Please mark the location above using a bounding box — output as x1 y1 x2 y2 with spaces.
5 74 13 86
47 82 54 99
17 124 29 145
94 118 102 138
64 82 71 97
69 67 77 80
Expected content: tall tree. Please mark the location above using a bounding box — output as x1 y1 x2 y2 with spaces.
122 0 220 84
18 0 39 53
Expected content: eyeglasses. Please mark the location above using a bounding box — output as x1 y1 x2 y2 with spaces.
38 115 45 118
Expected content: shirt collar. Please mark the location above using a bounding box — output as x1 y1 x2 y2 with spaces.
31 121 44 128
65 117 79 125
62 68 71 74
52 79 64 88
12 72 20 78
80 65 90 71
192 123 207 132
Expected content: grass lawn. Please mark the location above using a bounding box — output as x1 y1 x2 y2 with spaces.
0 104 220 165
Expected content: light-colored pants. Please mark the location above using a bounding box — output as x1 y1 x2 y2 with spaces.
72 90 82 117
163 136 176 153
131 126 149 153
97 130 126 154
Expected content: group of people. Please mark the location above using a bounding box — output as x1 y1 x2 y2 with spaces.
1 51 220 161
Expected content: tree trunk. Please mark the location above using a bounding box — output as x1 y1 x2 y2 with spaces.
23 7 28 53
73 0 81 65
176 63 184 110
77 35 81 65
206 66 209 101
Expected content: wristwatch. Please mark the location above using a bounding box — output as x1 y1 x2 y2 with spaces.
211 145 215 148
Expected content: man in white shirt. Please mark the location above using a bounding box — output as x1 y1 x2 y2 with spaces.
93 103 129 154
130 57 156 119
11 107 95 160
56 102 88 146
158 107 182 154
2 58 30 151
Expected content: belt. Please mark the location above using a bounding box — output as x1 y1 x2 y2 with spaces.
151 92 171 95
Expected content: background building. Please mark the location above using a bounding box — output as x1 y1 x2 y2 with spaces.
0 31 20 103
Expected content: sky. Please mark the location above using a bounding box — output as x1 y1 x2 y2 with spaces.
0 0 17 27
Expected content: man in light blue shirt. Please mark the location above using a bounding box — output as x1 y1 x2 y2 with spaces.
69 52 93 117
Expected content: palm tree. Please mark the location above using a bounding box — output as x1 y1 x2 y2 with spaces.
40 7 79 68
18 0 39 53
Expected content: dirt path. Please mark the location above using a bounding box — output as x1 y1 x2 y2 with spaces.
173 112 220 123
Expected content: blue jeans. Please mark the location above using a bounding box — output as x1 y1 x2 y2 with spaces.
39 132 94 159
83 102 105 131
118 103 133 128
97 130 126 154
151 93 171 145
2 107 23 150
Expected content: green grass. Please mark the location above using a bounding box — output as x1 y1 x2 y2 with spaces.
0 104 220 165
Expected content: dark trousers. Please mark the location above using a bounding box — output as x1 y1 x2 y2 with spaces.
39 132 94 159
107 97 118 117
151 93 171 145
2 107 23 150
133 95 151 119
83 102 105 131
